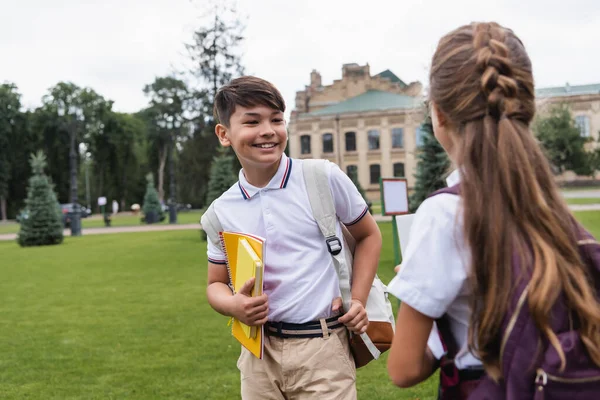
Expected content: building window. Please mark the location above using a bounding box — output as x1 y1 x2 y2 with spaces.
368 130 380 150
370 164 380 184
392 127 404 148
345 132 356 152
346 165 357 179
322 133 334 153
300 135 311 154
575 115 591 137
393 162 405 178
416 126 426 147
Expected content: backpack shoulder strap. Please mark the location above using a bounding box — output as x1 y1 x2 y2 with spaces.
302 159 339 243
303 159 382 360
302 159 352 311
200 202 223 253
427 184 459 199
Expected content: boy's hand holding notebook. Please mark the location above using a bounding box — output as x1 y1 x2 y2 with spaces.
219 232 266 359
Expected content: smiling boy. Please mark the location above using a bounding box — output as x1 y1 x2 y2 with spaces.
201 76 382 399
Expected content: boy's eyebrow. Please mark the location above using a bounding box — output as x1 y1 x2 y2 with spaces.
242 111 283 117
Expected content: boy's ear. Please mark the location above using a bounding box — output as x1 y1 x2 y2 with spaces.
215 124 231 147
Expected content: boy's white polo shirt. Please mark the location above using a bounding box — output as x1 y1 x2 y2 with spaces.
206 153 368 324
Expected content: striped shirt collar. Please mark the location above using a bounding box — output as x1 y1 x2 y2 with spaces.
237 154 293 200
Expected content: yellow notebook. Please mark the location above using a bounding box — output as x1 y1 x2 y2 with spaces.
219 231 265 359
235 238 262 339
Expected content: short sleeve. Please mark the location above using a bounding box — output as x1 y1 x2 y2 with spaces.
328 162 369 225
387 194 468 319
206 237 227 265
200 205 227 266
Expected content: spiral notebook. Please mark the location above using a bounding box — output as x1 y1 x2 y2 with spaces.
219 231 266 359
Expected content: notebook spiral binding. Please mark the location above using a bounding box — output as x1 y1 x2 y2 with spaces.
218 231 235 294
218 231 236 330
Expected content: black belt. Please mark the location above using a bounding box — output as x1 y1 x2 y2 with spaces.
266 316 344 338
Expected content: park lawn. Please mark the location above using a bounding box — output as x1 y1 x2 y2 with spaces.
565 198 600 205
0 210 204 235
0 222 437 400
561 186 600 192
2 212 600 399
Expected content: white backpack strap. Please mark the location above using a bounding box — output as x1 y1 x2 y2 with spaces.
200 202 223 251
302 159 352 311
302 159 380 360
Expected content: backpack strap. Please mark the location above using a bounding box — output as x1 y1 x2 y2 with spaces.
201 202 223 251
302 159 352 312
302 158 381 360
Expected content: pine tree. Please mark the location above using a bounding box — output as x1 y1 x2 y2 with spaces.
409 115 451 212
205 147 238 206
17 151 64 247
348 167 372 213
142 173 163 224
533 103 592 176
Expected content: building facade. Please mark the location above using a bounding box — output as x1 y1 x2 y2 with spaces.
288 64 600 199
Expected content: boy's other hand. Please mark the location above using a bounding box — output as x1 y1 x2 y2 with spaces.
338 299 368 334
231 277 269 327
394 264 401 273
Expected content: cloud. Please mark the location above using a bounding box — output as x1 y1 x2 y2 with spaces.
1 0 598 115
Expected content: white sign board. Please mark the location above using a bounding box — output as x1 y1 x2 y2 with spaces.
97 196 107 206
381 179 409 215
395 213 415 256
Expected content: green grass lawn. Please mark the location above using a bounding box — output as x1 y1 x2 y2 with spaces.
0 210 204 235
0 222 437 400
561 186 600 192
565 198 600 205
2 212 600 399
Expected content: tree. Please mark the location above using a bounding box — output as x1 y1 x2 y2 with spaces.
347 167 372 213
186 1 245 115
534 103 592 176
409 115 451 212
102 112 146 211
0 83 22 221
205 147 237 206
41 82 113 235
180 1 245 207
7 110 39 219
142 173 163 224
17 151 64 247
143 76 189 213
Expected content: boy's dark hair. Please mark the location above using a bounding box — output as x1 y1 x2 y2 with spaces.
214 76 286 127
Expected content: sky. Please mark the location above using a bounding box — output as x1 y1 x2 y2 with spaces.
1 0 599 116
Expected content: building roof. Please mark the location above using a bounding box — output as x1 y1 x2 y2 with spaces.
536 83 600 98
303 83 600 118
308 90 421 116
374 69 407 87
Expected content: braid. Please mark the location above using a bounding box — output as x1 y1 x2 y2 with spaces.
473 23 521 121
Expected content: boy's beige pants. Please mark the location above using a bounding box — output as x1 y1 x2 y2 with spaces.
237 326 356 399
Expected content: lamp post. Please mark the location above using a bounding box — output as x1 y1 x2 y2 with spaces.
168 120 180 224
85 152 91 212
158 117 178 224
58 106 82 236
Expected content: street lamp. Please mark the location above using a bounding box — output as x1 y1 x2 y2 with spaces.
58 106 82 236
157 116 179 224
168 119 181 224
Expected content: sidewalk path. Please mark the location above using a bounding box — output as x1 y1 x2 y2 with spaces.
1 205 599 241
0 223 202 242
562 190 600 198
